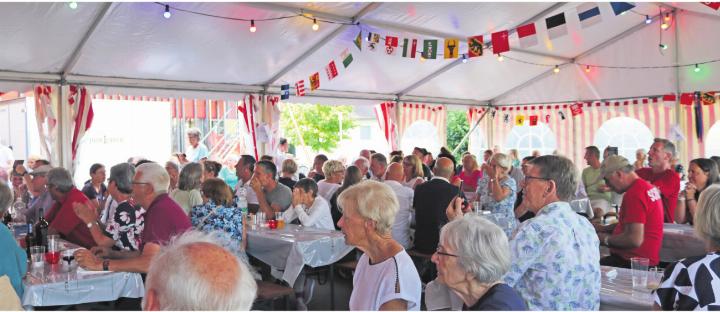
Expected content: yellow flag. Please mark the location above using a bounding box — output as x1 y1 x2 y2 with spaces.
444 38 459 59
515 114 525 126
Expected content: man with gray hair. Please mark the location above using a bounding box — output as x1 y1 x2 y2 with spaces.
75 162 191 273
143 230 257 310
353 156 371 179
14 164 54 223
595 155 663 268
636 138 680 223
504 155 600 310
369 153 388 181
413 157 459 255
44 168 96 248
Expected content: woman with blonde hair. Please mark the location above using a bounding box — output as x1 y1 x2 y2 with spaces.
317 160 345 200
477 153 518 237
402 155 425 189
509 149 521 168
458 153 482 193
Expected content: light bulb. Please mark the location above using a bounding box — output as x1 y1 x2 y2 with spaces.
69 1 78 9
462 55 468 64
661 22 669 30
250 20 256 33
163 4 171 19
312 18 319 31
659 43 668 50
664 13 671 21
497 54 504 62
553 65 560 74
585 65 591 73
645 15 652 24
694 64 701 73
420 53 426 62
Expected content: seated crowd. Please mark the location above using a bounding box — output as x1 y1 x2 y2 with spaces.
2 133 719 311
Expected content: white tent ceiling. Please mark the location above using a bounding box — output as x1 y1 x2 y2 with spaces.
1 2 719 106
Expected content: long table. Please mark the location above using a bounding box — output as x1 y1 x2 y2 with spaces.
22 240 145 309
661 223 705 262
246 224 354 286
600 266 655 310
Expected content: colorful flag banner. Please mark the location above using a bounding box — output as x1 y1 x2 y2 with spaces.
444 38 459 59
701 92 716 105
280 84 290 100
610 2 636 16
680 92 695 105
577 2 602 28
546 12 568 40
341 49 354 68
309 72 320 91
516 23 538 48
570 103 583 116
544 114 551 123
325 61 338 80
367 33 380 51
702 2 720 10
402 38 418 58
503 114 510 124
491 30 510 54
295 80 306 96
385 36 399 55
529 115 539 126
354 31 363 51
423 39 438 59
467 35 483 58
559 111 566 120
515 114 525 126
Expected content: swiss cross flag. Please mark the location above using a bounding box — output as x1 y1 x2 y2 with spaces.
529 115 539 126
680 92 695 105
570 103 583 116
491 30 510 54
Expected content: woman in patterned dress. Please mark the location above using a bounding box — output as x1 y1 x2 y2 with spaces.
190 178 247 261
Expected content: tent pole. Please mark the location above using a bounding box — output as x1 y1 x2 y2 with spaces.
452 107 489 155
672 10 684 163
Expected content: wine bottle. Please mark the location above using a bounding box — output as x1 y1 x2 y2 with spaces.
34 207 49 247
25 222 33 259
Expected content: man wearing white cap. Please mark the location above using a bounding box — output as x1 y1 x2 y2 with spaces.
15 164 54 223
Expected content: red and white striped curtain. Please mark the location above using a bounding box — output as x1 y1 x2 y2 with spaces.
238 94 259 160
680 93 720 163
399 102 447 147
33 85 58 161
374 102 399 151
264 95 282 155
67 85 94 161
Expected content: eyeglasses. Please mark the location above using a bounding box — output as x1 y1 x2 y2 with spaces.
435 246 458 258
523 175 551 184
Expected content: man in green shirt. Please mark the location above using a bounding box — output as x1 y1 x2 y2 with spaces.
582 146 613 223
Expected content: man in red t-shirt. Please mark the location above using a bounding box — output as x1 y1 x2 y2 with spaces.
595 155 664 267
635 138 680 223
45 168 97 249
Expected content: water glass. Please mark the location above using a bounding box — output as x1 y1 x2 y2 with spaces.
630 257 650 289
30 246 46 267
275 211 282 221
647 267 664 290
472 201 480 214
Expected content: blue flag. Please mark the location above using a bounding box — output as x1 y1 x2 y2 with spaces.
610 2 635 16
280 84 290 100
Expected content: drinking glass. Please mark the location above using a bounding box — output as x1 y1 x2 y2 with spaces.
647 267 664 290
472 201 480 214
46 235 60 264
630 257 650 289
30 246 46 268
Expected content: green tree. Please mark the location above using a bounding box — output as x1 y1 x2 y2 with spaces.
446 110 469 160
280 104 356 153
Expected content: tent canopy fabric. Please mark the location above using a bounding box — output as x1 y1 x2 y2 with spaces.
0 2 719 106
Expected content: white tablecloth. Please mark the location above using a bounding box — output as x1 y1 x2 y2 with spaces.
570 198 594 219
600 266 654 310
21 240 144 308
246 224 354 286
661 223 705 262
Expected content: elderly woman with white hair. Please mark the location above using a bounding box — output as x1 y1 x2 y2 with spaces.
337 180 422 310
317 159 345 200
431 214 526 310
654 184 720 310
477 153 518 237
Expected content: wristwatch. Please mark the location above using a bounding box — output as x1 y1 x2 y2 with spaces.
86 222 94 228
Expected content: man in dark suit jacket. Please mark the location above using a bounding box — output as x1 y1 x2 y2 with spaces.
412 157 459 255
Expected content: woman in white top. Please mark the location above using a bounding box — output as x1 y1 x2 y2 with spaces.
282 178 335 230
337 180 422 310
316 160 345 200
401 155 425 189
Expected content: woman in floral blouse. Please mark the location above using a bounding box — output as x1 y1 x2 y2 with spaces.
190 178 247 260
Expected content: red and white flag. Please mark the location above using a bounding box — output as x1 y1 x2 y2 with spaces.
295 80 306 96
516 23 538 48
385 36 399 55
570 103 583 116
68 85 94 160
374 102 398 150
701 2 720 10
491 30 510 54
325 60 339 80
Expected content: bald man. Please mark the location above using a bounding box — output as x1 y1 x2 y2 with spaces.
143 231 257 310
412 157 459 256
384 163 414 249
